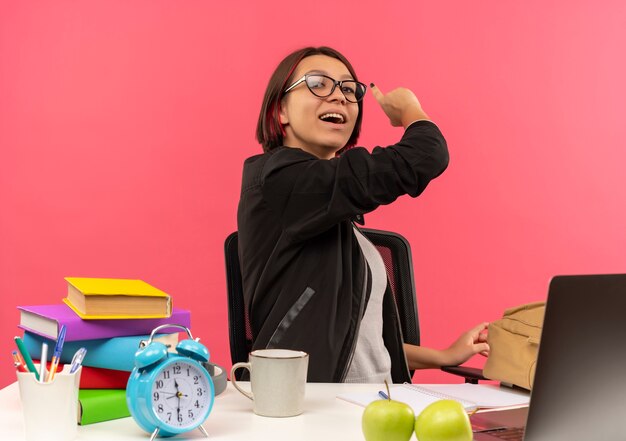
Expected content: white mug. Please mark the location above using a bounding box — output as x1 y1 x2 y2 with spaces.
230 349 309 417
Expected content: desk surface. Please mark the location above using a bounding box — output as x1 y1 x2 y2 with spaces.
0 381 378 440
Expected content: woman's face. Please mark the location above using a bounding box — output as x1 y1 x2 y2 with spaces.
280 55 360 159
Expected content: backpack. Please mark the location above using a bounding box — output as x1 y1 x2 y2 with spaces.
483 301 545 390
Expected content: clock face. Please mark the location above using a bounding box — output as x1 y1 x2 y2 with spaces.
151 360 212 429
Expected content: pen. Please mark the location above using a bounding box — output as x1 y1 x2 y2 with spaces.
69 347 87 374
39 343 48 383
47 325 67 382
378 390 389 400
14 336 40 381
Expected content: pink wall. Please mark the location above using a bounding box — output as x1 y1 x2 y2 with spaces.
2 1 625 388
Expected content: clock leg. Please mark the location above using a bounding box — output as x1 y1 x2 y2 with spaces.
149 428 160 441
198 424 209 438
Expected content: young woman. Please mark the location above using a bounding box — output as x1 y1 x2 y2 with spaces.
237 46 488 383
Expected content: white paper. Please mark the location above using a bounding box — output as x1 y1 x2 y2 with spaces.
337 383 530 416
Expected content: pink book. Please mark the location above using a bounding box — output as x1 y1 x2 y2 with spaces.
17 303 191 341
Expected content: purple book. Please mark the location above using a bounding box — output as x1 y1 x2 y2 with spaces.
17 303 191 341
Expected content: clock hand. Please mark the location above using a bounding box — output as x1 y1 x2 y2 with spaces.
174 379 182 421
164 391 188 399
172 379 189 398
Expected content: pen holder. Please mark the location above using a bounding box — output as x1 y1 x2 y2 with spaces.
16 364 82 441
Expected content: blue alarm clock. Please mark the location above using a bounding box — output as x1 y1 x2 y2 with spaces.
126 324 215 440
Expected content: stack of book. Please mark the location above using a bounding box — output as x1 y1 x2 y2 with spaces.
17 277 191 425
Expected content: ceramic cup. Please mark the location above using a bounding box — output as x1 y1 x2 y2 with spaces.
230 349 309 417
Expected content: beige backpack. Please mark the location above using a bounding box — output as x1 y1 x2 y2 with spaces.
483 301 545 390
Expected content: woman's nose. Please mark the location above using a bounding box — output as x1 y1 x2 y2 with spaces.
327 85 347 104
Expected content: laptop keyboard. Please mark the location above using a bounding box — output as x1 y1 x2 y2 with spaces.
479 427 525 440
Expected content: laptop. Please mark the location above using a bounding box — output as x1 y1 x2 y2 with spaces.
472 274 626 441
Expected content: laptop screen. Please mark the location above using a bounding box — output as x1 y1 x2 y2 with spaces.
472 274 626 441
522 274 626 441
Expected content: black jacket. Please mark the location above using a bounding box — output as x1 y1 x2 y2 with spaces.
237 120 449 382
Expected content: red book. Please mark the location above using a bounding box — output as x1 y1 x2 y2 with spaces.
79 365 130 389
33 360 130 389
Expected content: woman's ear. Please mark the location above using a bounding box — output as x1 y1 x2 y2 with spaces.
279 102 289 125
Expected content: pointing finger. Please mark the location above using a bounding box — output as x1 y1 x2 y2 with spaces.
369 83 385 105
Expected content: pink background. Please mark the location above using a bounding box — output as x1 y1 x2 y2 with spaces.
2 1 626 389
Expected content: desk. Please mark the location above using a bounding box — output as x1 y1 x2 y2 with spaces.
0 381 375 440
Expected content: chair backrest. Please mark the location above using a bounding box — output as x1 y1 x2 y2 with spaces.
224 231 252 372
224 228 420 378
359 228 420 347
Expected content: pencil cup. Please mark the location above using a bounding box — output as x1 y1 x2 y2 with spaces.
17 364 82 441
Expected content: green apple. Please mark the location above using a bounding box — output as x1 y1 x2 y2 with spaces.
362 398 415 441
414 400 472 441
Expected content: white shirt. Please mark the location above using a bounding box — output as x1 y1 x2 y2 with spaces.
344 227 392 383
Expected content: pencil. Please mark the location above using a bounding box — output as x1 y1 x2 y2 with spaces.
12 351 28 373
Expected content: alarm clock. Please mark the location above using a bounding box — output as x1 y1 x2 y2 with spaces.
126 324 215 440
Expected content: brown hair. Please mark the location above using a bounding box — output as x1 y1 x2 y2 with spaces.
256 46 363 153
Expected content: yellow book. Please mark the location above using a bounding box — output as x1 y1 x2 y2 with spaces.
63 277 172 319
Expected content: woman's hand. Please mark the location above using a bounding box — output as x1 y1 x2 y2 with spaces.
403 322 490 370
370 84 430 128
441 322 490 366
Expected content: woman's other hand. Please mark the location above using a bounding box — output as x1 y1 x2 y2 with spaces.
441 322 490 366
403 322 490 370
370 84 430 128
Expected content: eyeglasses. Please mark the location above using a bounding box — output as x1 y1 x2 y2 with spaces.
283 74 367 103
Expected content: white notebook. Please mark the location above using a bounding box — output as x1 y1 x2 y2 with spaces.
337 383 530 415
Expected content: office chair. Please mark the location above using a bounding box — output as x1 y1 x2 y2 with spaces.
225 229 485 382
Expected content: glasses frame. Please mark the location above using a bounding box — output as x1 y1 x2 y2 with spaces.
283 74 367 103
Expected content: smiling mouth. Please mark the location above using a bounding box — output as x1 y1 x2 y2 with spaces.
319 113 345 124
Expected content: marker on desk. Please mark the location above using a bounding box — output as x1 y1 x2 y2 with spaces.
47 325 67 382
39 343 48 383
14 336 40 381
378 390 389 400
69 347 87 374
